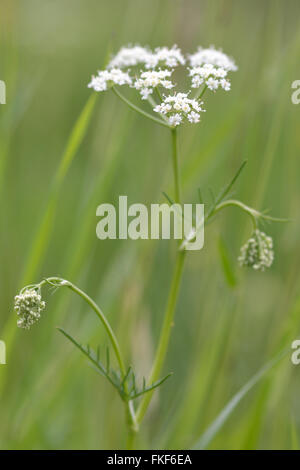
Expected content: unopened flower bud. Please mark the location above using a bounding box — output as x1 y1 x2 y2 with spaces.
14 288 46 329
238 229 274 271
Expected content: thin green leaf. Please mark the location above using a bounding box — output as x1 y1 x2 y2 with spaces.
130 373 173 400
218 237 237 288
209 187 216 205
216 160 247 204
198 188 204 204
192 349 287 449
21 93 97 285
106 347 110 374
162 191 175 206
57 327 118 391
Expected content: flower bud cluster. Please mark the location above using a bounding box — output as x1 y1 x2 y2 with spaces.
238 229 274 271
14 289 46 329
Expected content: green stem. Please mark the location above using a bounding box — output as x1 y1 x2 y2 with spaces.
155 86 163 102
126 415 137 450
212 199 259 229
136 127 185 424
112 87 171 129
210 199 289 226
136 250 186 423
147 93 170 125
193 84 208 100
171 128 180 204
40 277 138 438
42 278 125 371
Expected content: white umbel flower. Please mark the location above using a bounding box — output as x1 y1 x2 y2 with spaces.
108 45 153 69
150 45 185 68
15 289 46 329
88 68 132 92
108 44 185 70
238 229 274 271
189 64 234 92
168 113 183 127
187 111 201 123
206 77 220 91
153 92 205 127
188 46 237 71
220 78 231 91
88 44 237 125
189 47 237 93
134 70 175 99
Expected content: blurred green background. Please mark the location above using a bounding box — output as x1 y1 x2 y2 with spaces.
1 0 300 450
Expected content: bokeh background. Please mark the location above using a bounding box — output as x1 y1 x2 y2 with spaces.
1 0 300 450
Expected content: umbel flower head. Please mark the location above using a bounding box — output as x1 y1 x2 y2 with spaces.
88 44 237 127
238 229 274 271
134 69 175 100
14 288 46 329
153 92 205 126
88 69 132 92
107 44 185 69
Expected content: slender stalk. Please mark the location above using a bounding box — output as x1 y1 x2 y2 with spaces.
137 250 186 423
213 199 289 224
147 93 170 125
136 127 186 424
171 128 180 204
126 407 137 450
155 86 163 102
212 199 259 228
40 277 138 437
193 84 208 100
112 87 171 129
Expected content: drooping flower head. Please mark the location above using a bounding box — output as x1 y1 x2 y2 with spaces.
238 229 274 271
14 287 46 329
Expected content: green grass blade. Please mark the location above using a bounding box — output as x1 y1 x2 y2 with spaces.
218 237 237 288
290 419 300 450
0 94 97 397
192 349 287 449
21 92 97 283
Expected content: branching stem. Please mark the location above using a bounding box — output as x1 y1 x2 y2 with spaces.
39 277 138 440
112 87 171 129
136 126 186 425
